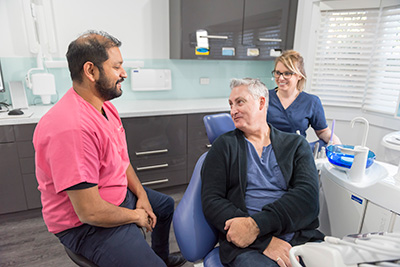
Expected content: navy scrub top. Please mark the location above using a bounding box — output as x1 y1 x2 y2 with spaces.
267 88 328 138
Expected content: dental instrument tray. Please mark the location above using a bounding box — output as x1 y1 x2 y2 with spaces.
326 145 376 169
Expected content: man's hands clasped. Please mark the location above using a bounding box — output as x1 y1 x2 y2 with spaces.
224 217 296 267
135 197 157 232
224 217 260 248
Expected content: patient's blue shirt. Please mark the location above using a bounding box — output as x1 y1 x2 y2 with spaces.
245 138 294 242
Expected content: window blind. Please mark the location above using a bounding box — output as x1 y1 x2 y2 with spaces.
364 5 400 114
311 5 400 115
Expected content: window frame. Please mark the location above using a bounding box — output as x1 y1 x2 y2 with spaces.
294 0 400 132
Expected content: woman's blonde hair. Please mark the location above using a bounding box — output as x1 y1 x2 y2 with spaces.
274 50 306 91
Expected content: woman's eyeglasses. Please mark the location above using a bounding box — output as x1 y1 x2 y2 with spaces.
272 70 295 79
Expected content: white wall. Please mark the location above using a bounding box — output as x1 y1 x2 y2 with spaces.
295 0 400 162
0 0 30 57
2 0 399 160
0 0 170 59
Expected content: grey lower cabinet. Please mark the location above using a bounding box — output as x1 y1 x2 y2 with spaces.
187 113 213 178
14 124 41 210
0 124 40 214
123 113 219 187
0 111 226 214
0 126 27 214
122 115 188 189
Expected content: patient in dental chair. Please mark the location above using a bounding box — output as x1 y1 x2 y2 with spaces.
201 78 324 267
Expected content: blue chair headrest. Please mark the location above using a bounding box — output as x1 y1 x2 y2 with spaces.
203 113 235 144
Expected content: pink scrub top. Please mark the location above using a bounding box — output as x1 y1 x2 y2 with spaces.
33 88 130 234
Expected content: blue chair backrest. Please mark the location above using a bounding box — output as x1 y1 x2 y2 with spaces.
203 113 235 144
173 152 219 262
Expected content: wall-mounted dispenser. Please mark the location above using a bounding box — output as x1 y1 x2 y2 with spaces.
26 71 56 104
130 69 171 91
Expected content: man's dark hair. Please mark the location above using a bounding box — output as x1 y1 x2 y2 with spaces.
66 30 122 83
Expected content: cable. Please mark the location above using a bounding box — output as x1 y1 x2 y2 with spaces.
0 101 10 112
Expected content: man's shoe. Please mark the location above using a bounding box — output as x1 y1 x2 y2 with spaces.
164 252 187 267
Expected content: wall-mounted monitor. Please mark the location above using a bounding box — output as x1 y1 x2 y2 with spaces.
0 61 4 93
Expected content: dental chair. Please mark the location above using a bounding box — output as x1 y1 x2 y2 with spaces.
173 113 235 266
173 152 222 266
203 113 235 144
204 112 325 155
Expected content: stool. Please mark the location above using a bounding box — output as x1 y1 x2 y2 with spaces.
63 228 146 266
64 246 98 267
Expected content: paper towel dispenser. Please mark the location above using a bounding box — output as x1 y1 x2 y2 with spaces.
130 69 172 91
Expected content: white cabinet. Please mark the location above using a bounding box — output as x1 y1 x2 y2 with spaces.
392 213 400 232
320 171 366 238
361 202 393 233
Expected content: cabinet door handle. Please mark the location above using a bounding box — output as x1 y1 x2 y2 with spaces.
201 35 228 40
259 38 282 42
136 163 169 171
135 149 168 156
206 144 212 148
141 178 169 186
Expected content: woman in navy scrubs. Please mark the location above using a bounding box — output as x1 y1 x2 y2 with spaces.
267 50 340 146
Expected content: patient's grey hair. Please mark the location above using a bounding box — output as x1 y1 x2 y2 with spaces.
230 78 269 108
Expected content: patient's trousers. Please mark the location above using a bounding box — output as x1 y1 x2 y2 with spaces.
58 187 174 267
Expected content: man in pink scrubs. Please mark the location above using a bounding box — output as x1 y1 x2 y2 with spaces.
33 31 186 267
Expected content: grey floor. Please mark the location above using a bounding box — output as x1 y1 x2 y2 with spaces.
0 185 195 267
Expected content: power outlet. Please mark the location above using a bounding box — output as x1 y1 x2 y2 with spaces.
200 77 210 85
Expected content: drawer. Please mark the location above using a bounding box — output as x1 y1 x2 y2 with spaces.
0 125 15 143
134 155 187 189
139 169 187 189
123 115 187 161
14 124 36 141
133 155 186 175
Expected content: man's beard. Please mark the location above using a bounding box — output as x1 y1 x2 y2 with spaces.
95 72 124 101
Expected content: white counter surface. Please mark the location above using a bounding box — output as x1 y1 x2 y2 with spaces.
0 98 229 126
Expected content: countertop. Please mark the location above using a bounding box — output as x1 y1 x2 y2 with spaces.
0 98 230 126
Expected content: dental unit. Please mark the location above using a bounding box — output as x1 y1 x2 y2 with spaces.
292 117 400 266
